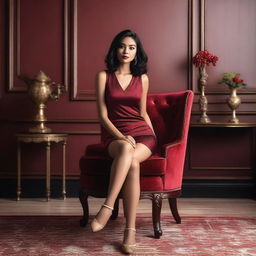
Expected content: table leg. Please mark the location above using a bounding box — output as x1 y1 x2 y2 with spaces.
62 141 67 200
46 141 51 201
17 141 21 201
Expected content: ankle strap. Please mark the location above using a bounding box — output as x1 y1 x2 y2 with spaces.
125 227 136 232
102 204 114 211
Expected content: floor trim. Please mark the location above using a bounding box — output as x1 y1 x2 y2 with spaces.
0 179 255 198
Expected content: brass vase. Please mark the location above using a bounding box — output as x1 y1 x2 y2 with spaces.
21 71 63 133
198 66 211 123
226 88 241 124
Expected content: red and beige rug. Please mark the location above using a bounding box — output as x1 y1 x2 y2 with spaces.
0 215 255 256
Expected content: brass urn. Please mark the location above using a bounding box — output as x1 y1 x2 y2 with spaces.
198 66 211 124
226 88 241 124
22 71 63 133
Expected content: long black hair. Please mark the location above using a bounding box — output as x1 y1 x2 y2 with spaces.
105 30 148 76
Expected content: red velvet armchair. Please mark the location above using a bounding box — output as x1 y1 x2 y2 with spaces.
79 90 194 238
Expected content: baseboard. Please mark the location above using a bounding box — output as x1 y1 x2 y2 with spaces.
0 179 255 199
0 179 80 199
182 180 256 198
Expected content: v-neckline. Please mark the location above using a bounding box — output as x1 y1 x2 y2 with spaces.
114 73 133 92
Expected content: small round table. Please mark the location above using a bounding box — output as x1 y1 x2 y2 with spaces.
16 133 68 201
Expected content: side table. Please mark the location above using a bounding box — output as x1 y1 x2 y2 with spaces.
16 133 68 201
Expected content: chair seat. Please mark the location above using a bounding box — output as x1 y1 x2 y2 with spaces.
80 143 166 177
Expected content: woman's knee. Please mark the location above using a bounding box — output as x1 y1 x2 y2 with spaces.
127 159 140 177
120 141 134 155
108 140 134 157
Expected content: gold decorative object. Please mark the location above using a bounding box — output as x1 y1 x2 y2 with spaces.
193 49 218 124
198 66 211 123
226 88 241 124
21 71 63 133
219 72 247 124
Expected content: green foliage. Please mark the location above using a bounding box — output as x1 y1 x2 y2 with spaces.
219 72 247 89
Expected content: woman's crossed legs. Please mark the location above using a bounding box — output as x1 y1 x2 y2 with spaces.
92 139 152 245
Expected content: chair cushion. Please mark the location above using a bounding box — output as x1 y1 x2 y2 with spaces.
80 144 166 177
140 155 166 176
85 144 107 156
80 173 164 193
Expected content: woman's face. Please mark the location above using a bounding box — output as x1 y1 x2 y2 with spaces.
116 37 137 64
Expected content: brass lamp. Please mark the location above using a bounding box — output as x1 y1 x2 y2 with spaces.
21 71 63 133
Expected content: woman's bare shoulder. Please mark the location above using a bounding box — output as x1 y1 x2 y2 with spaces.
141 73 149 81
96 71 108 90
96 70 107 80
141 74 149 87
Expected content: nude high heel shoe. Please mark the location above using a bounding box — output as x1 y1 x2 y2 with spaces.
90 204 113 232
121 228 137 255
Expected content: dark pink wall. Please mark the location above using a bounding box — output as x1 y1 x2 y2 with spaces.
19 0 64 83
75 0 188 96
206 0 256 91
0 0 255 182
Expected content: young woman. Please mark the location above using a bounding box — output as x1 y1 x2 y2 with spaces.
91 29 157 254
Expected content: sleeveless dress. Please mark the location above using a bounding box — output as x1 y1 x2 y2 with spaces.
101 72 157 153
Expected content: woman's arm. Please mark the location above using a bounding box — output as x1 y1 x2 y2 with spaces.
96 71 136 147
140 74 156 136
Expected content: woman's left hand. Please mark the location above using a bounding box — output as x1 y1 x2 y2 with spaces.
124 135 136 148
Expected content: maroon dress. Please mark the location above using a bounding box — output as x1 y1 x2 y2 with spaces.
101 72 157 153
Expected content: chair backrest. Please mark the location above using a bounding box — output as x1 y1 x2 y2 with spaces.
100 90 193 155
147 91 193 152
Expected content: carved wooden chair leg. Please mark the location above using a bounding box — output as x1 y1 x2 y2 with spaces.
152 193 163 238
168 197 181 224
111 198 119 220
79 189 89 227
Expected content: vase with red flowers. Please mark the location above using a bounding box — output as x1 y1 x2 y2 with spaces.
193 50 219 123
219 72 247 123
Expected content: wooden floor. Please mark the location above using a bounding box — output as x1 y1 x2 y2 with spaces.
0 198 255 217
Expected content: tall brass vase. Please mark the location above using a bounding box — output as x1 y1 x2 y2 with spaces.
198 66 211 123
226 88 241 124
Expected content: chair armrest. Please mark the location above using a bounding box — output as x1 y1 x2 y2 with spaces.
161 138 187 190
162 139 183 156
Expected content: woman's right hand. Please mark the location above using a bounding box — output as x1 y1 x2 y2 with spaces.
122 135 136 149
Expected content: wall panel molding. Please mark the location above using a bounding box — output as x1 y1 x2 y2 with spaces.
71 0 192 100
1 118 99 124
192 0 256 93
8 0 69 92
191 0 256 118
70 0 95 100
204 0 256 94
188 0 193 91
186 126 255 179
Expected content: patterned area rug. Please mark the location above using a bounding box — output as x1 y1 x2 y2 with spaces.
0 215 255 256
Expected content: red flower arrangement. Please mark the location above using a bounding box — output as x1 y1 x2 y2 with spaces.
233 76 244 84
219 72 247 89
193 50 219 67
